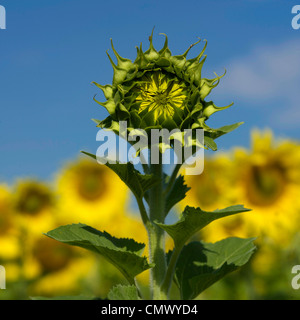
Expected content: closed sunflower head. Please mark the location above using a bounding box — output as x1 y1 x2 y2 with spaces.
92 31 240 151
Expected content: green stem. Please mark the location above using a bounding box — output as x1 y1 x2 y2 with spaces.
139 152 150 174
134 279 145 300
161 244 183 296
148 161 167 300
136 196 150 227
163 163 182 197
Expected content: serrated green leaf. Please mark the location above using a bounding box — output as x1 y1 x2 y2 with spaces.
81 151 159 199
108 285 139 300
45 224 152 283
156 205 251 247
165 175 190 217
173 237 256 299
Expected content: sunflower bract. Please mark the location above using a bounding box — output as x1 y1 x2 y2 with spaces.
92 32 235 150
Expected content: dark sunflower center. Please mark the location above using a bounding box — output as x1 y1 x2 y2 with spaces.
33 237 73 272
246 164 286 206
0 193 11 233
15 187 52 215
76 168 107 201
0 210 11 233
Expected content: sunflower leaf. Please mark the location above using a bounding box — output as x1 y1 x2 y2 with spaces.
156 205 251 248
172 237 256 300
165 174 191 217
45 224 153 282
108 285 140 300
81 151 160 199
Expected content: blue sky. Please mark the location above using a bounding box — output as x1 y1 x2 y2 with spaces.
0 0 299 183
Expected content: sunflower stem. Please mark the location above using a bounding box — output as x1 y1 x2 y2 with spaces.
161 244 183 297
147 160 168 300
163 163 182 197
136 196 150 227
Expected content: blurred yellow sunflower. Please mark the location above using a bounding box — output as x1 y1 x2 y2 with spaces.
182 154 236 211
0 184 20 262
180 154 251 242
31 212 149 297
0 184 13 235
27 236 95 297
181 130 300 245
55 158 129 230
233 129 300 246
1 180 58 286
12 180 56 236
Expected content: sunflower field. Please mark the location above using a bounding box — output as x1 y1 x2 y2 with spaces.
1 129 300 300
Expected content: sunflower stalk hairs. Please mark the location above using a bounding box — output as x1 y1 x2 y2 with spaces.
44 31 256 300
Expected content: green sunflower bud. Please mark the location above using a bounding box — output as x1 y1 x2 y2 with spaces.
92 31 241 151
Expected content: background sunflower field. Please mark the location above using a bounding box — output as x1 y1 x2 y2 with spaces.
1 129 300 300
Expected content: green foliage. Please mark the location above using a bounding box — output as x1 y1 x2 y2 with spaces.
164 174 190 217
41 32 257 300
156 205 251 247
31 295 96 300
172 237 256 299
45 224 153 284
61 156 256 300
204 123 243 151
108 285 139 300
81 151 159 199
